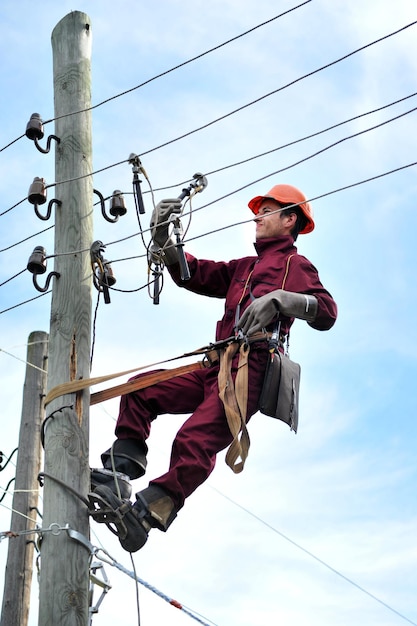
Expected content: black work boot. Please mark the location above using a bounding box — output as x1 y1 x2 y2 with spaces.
133 485 177 532
101 438 148 479
90 438 148 498
89 484 177 553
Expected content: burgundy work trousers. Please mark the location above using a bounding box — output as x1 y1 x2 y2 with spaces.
114 348 268 511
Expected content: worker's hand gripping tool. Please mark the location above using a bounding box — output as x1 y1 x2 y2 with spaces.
170 172 208 281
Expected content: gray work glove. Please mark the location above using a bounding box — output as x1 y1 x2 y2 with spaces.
237 289 318 336
149 198 182 266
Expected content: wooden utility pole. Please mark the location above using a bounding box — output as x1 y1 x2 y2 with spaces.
38 12 93 626
0 331 48 626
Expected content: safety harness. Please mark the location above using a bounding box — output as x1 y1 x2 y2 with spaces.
43 333 270 474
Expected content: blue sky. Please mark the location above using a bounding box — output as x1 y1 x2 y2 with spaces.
0 1 416 625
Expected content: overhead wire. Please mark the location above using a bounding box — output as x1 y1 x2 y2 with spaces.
0 291 51 316
0 3 311 153
139 20 417 158
0 268 26 287
1 141 415 309
42 2 312 126
40 157 413 299
2 156 415 313
0 9 415 624
2 18 414 220
210 485 417 626
105 158 417 268
2 87 415 232
0 197 26 218
0 88 414 271
159 91 417 189
24 100 417 266
0 224 54 254
1 22 415 312
105 97 417 256
0 133 25 154
0 347 47 373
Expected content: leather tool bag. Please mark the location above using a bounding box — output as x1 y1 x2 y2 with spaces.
258 343 300 432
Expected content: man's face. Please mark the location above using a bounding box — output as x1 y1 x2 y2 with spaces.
255 199 292 240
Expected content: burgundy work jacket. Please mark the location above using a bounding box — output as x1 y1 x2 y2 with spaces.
168 236 337 341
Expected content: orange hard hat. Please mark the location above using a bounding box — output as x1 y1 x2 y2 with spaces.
248 184 315 234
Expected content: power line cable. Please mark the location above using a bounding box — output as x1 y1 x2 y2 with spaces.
0 197 26 218
0 134 25 154
0 2 311 153
2 159 414 311
0 347 48 373
41 2 312 126
0 269 26 287
2 19 413 216
0 291 51 316
210 486 417 626
109 101 417 252
0 225 54 254
0 85 413 229
138 21 417 158
105 158 417 267
127 90 416 195
79 158 416 300
1 147 415 310
1 108 414 304
25 94 417 258
190 91 417 183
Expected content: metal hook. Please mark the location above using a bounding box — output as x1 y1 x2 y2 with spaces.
0 447 18 471
32 271 60 293
0 478 15 504
33 134 61 154
34 198 61 221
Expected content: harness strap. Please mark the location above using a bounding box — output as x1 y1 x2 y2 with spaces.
218 341 251 474
90 360 206 405
44 345 221 408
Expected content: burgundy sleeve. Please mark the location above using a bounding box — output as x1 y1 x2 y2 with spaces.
283 255 337 331
167 253 236 299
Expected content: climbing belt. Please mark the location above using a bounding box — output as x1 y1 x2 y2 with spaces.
43 344 220 407
44 334 268 473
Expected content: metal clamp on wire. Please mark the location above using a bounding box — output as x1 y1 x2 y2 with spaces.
90 241 116 304
172 172 208 282
129 153 146 215
177 172 208 200
170 214 190 281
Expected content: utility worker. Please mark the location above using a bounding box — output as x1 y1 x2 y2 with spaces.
91 183 337 552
